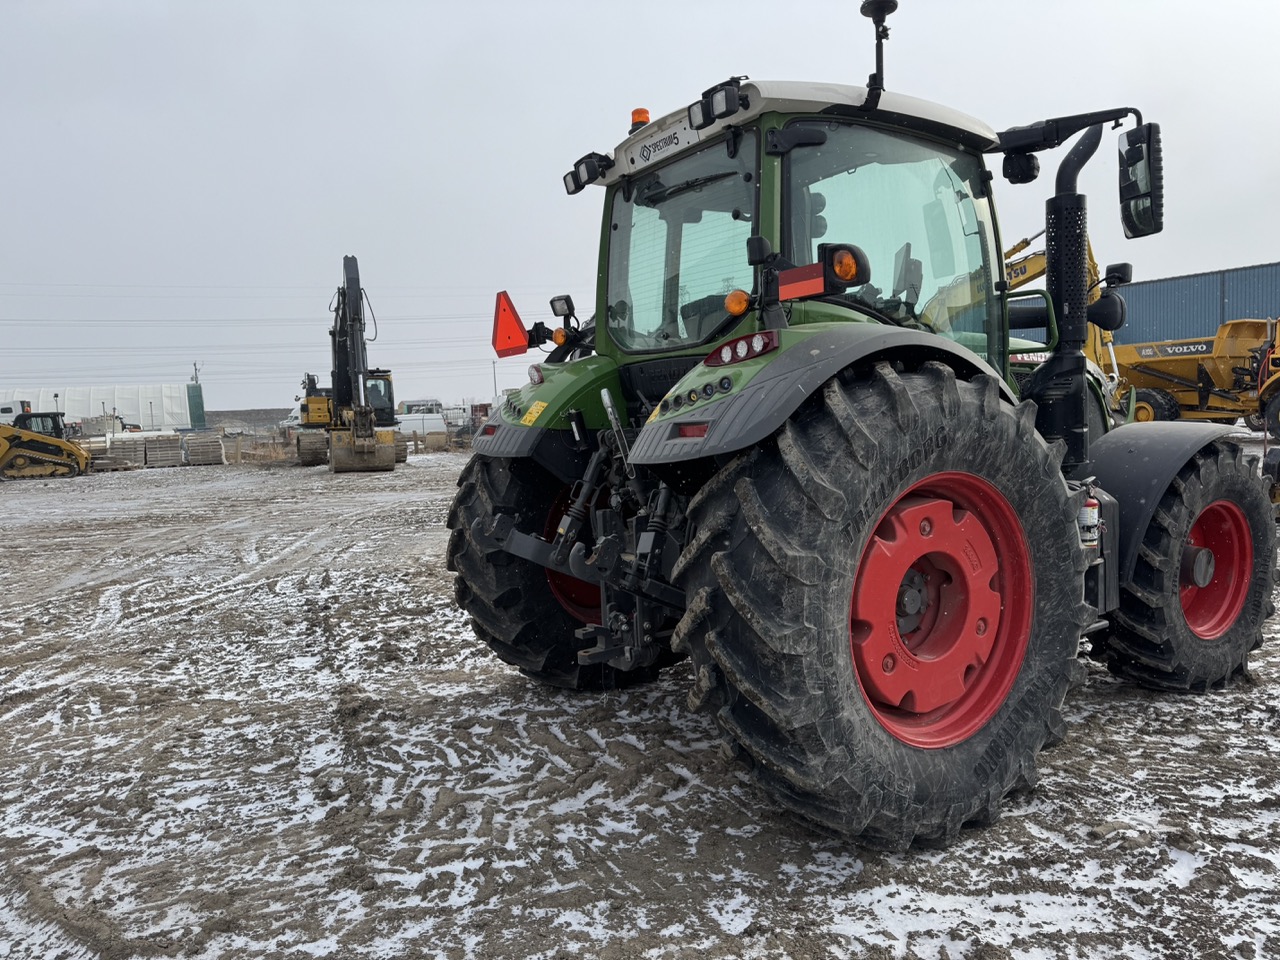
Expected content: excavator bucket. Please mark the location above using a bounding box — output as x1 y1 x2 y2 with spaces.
328 428 395 473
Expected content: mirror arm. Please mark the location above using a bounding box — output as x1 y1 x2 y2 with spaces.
997 107 1142 154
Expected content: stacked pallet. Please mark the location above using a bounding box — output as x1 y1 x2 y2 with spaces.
110 436 147 467
184 434 226 466
80 437 110 460
144 435 183 468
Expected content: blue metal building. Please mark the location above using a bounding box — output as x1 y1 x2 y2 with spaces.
1118 261 1280 345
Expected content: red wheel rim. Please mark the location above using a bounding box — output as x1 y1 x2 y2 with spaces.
1181 500 1252 640
849 472 1033 748
543 487 602 623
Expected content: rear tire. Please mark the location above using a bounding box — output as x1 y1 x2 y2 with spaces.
672 362 1090 849
1245 412 1265 432
1133 388 1181 422
1095 441 1276 690
447 455 678 690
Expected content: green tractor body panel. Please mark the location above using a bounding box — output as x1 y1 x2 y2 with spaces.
474 355 630 483
498 355 624 433
632 320 1015 465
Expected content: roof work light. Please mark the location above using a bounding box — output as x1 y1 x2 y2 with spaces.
687 78 748 131
564 152 614 195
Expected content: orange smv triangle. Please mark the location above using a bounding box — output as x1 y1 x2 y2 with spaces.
493 291 529 358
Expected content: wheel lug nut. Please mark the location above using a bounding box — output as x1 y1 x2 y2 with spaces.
975 618 988 636
919 519 932 536
882 655 896 673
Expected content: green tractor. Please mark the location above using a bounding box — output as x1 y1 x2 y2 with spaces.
447 2 1276 848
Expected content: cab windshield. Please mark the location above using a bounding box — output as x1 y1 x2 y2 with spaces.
365 377 394 419
606 132 758 353
785 121 1002 365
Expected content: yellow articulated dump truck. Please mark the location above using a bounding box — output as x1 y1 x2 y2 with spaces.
1106 318 1279 434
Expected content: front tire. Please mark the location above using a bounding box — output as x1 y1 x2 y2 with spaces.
1094 441 1276 690
672 362 1090 849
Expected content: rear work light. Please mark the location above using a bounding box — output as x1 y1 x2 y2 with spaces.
704 330 779 367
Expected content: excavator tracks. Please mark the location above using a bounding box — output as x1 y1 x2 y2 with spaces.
1 450 84 480
296 430 329 467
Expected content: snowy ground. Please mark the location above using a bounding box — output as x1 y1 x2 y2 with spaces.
2 449 1279 959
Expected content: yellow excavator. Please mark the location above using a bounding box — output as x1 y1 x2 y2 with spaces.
308 256 397 473
0 411 91 479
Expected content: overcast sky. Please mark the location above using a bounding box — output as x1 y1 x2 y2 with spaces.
3 0 1277 411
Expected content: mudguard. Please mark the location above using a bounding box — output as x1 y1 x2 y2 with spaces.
468 355 628 484
470 418 592 486
1087 421 1238 582
629 325 1014 465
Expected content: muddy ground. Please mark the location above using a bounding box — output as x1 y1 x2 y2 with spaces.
2 450 1279 959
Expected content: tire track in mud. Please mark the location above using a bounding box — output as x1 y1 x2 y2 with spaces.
0 872 100 960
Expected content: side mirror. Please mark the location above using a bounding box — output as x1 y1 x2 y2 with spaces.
1118 123 1164 238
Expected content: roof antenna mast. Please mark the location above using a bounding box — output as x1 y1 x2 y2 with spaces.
860 0 898 111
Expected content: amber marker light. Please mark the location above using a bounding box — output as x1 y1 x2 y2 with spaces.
551 327 569 346
724 289 751 317
832 248 859 283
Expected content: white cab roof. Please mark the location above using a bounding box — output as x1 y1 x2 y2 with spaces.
603 80 999 184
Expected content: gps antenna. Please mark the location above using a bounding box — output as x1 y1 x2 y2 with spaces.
860 0 898 110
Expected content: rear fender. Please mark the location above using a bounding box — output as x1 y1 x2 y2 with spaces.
1087 421 1238 582
471 355 622 485
629 325 1013 465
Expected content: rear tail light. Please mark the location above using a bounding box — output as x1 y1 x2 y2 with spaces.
704 330 779 367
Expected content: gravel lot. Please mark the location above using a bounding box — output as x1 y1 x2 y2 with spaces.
3 450 1279 959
